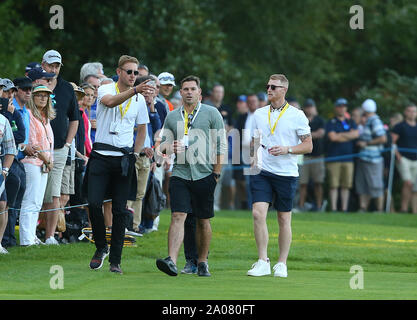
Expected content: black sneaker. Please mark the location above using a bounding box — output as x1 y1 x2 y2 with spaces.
156 256 178 276
109 263 123 274
89 246 109 270
181 259 198 274
197 262 211 277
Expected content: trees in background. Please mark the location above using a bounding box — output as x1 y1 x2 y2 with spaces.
2 0 417 120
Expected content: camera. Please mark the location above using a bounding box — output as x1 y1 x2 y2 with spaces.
0 97 9 115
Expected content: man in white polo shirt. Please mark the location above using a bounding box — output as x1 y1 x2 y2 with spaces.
247 74 312 278
84 55 152 274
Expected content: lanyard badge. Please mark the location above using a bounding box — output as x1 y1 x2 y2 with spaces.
268 102 289 136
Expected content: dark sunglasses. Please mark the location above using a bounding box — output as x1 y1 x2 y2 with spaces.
266 84 285 90
121 68 139 76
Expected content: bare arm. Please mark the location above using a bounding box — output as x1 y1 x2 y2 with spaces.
134 124 147 154
66 120 79 145
100 81 152 108
311 128 325 139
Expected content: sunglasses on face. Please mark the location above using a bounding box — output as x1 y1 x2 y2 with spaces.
120 68 139 76
34 94 49 99
266 84 285 90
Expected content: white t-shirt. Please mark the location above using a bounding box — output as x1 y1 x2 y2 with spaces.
95 83 149 156
251 104 310 177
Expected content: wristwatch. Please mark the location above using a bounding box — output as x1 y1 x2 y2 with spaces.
288 147 293 154
213 172 221 179
134 152 140 160
2 167 9 177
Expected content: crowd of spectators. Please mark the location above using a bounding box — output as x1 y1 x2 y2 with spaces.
0 49 416 254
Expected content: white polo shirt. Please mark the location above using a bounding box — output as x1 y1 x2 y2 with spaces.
95 83 149 156
251 104 310 177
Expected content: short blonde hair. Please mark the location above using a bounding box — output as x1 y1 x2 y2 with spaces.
269 74 289 88
118 55 139 68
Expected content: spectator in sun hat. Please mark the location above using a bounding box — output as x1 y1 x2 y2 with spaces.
41 49 80 245
19 84 55 246
25 62 41 76
325 97 359 212
354 98 387 212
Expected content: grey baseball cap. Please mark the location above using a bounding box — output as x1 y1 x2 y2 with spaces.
42 49 63 65
0 78 17 91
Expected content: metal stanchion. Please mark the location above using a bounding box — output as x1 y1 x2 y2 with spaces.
385 145 396 213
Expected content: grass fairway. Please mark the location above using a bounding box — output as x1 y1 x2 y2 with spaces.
1 210 417 300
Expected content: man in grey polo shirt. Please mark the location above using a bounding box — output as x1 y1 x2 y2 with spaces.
156 75 226 277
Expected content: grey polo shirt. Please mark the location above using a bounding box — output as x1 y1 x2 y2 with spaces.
161 103 226 181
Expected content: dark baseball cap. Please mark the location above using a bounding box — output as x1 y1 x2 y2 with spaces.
28 67 56 82
25 62 41 72
303 98 316 107
13 77 33 89
334 98 348 106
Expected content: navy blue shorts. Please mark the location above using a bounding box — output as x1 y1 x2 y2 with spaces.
250 170 298 212
169 174 217 219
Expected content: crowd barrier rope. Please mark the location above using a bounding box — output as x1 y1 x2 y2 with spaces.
0 145 415 215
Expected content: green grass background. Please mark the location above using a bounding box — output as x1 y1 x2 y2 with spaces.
1 210 417 300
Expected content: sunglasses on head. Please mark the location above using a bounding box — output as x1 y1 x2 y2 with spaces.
266 84 285 90
121 68 139 76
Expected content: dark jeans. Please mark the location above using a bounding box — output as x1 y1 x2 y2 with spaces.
87 153 131 265
184 214 198 263
2 159 26 248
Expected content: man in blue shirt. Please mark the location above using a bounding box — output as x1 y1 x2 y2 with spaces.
325 98 359 212
12 77 37 159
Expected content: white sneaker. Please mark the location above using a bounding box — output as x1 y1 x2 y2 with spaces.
273 262 288 277
34 237 45 245
0 245 9 254
152 216 160 231
247 259 271 276
45 236 59 245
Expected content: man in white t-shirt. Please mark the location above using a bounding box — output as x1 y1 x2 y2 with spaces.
84 55 152 274
247 74 312 278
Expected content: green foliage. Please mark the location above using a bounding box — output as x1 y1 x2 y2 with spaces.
353 69 417 122
2 0 417 117
0 0 44 79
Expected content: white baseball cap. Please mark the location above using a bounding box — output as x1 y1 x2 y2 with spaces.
362 99 377 113
158 72 175 86
42 49 63 65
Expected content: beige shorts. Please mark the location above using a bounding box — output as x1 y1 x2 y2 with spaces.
326 161 354 189
396 156 417 186
43 146 69 203
61 160 75 195
299 156 325 184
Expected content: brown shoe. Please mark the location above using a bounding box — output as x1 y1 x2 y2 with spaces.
109 263 123 274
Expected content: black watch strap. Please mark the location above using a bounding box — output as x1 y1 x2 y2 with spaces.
213 173 221 179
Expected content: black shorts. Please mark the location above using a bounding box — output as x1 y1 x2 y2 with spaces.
250 170 298 212
169 174 217 219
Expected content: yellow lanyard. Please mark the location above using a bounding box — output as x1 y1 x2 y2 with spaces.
268 102 289 135
183 105 198 135
115 83 132 120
